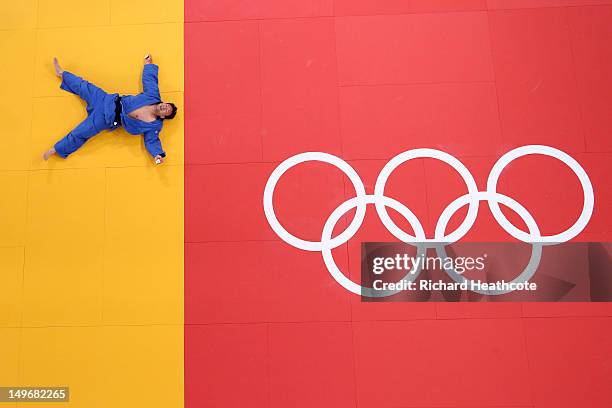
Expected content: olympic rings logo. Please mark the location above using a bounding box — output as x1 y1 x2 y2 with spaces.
263 145 594 297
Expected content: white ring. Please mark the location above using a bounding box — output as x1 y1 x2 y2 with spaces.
487 145 594 243
435 191 542 295
263 152 367 251
374 148 479 242
321 195 427 297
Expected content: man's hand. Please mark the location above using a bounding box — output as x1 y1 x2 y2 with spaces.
154 155 164 165
145 54 153 64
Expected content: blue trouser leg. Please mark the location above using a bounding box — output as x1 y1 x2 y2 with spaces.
55 71 114 158
54 115 101 158
60 71 109 113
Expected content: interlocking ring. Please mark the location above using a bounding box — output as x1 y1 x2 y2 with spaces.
321 195 427 297
263 152 367 252
263 145 594 297
434 191 543 296
487 145 594 244
374 148 479 243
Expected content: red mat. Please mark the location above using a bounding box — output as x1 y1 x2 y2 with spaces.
185 3 612 407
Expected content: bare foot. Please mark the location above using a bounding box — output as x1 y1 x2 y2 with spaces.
53 57 63 77
43 148 56 161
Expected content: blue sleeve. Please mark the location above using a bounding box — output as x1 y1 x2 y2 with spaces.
142 64 160 99
143 130 166 158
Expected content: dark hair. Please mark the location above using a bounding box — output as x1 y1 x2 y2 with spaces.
162 102 178 120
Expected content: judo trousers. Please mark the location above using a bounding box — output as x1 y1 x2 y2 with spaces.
54 72 119 158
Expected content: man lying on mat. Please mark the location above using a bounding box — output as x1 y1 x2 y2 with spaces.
43 54 176 165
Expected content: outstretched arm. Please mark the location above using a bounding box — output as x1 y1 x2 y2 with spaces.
143 130 166 163
142 54 161 99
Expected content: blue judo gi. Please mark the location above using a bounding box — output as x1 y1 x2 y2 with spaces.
54 64 166 159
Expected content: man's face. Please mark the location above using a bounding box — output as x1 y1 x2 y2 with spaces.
158 103 173 118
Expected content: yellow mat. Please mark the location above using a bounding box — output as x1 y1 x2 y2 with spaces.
0 2 184 407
